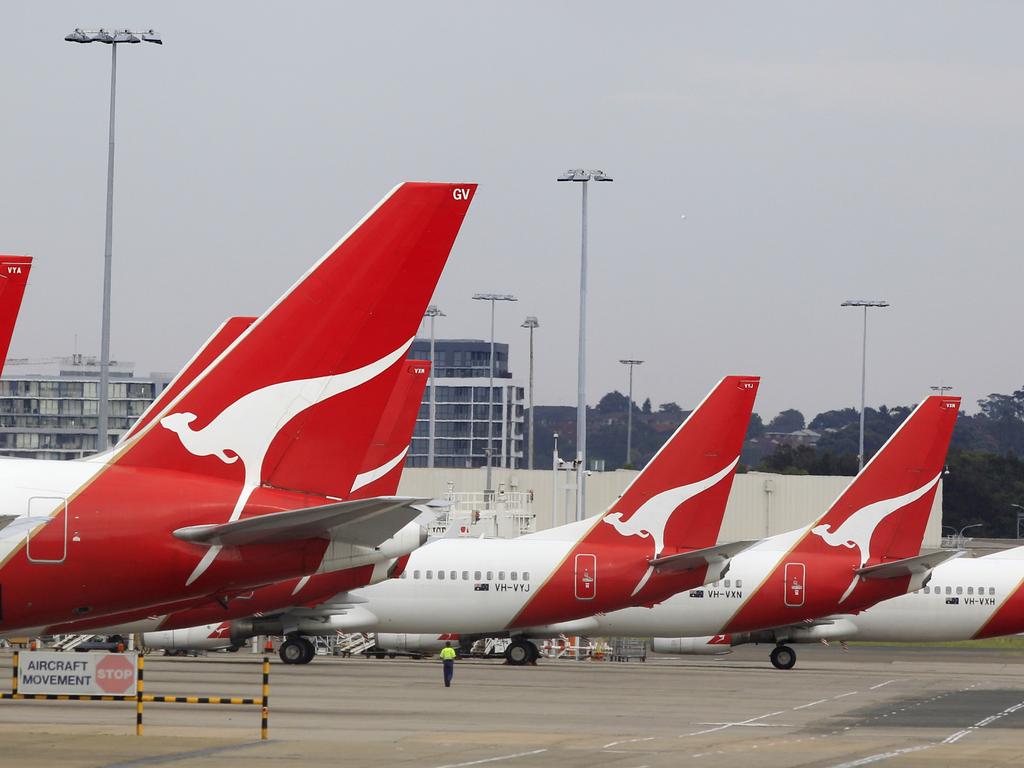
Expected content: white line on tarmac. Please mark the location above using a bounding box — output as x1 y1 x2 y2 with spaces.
869 680 896 690
603 737 655 749
680 710 784 737
825 695 1024 767
793 698 829 710
833 691 858 699
827 745 931 768
433 749 548 768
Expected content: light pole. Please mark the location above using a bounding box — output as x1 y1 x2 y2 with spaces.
552 432 559 527
424 305 446 469
472 293 517 496
558 168 612 520
619 359 644 467
521 316 539 469
841 299 889 471
957 522 983 549
1012 504 1024 539
65 28 162 451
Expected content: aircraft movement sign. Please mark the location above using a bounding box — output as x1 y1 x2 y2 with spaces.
17 651 138 696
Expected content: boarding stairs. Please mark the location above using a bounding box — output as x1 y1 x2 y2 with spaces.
51 634 97 652
333 632 377 657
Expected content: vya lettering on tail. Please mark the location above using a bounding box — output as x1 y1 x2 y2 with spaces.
811 472 942 602
163 339 414 585
603 457 740 595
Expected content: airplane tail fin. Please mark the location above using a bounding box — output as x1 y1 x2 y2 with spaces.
349 360 430 498
597 375 760 554
0 255 32 371
809 395 960 565
117 183 476 502
121 317 256 444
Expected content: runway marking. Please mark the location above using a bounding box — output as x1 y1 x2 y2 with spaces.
827 745 931 767
602 737 655 749
825 693 1024 767
869 680 896 690
793 698 829 710
681 710 784 736
833 691 858 699
434 749 548 768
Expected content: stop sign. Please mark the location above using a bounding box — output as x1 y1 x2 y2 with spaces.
95 654 136 694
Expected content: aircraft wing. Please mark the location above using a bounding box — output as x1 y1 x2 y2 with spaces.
172 496 432 548
648 540 759 573
855 549 963 580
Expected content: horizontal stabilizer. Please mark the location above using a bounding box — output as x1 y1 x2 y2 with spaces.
173 496 431 548
855 549 963 580
649 539 758 573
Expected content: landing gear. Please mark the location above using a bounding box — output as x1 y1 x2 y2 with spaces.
770 644 797 670
505 639 539 666
280 636 316 664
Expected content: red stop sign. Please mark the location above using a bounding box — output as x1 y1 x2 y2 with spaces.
96 654 136 694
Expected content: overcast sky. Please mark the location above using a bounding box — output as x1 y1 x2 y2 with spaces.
1 2 1020 420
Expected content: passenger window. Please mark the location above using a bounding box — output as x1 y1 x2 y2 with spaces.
486 571 493 580
736 580 743 589
511 572 518 581
724 579 731 588
413 570 421 580
450 571 457 580
945 586 951 595
989 587 996 596
923 586 930 594
462 571 469 580
498 571 506 580
474 571 482 580
967 587 974 595
438 570 445 580
523 571 530 581
426 570 433 580
956 586 963 595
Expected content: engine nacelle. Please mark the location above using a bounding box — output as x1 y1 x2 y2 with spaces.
375 633 451 653
229 605 379 641
143 623 239 652
651 636 733 655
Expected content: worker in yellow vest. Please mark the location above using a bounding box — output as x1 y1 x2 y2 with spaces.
439 641 457 687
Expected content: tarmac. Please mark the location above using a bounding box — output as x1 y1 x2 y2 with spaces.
1 643 1023 767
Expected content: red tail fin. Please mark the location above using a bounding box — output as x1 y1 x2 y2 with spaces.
0 255 32 372
118 182 476 504
596 375 761 555
349 360 429 499
807 395 960 565
121 317 256 443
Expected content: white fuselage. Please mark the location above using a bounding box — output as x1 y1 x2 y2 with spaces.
540 532 802 636
342 526 586 633
819 555 1024 642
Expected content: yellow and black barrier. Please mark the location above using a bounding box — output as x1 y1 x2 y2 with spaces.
3 651 271 740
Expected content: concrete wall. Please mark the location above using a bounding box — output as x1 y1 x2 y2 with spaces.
397 467 943 548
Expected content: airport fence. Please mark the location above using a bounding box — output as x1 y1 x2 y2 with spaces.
2 651 271 739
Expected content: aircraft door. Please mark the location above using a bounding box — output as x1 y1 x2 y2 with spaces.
784 562 805 607
26 496 68 563
574 554 597 600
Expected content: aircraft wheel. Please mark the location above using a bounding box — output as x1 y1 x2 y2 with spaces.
770 645 797 670
526 641 540 663
298 637 316 664
505 640 532 666
279 638 307 664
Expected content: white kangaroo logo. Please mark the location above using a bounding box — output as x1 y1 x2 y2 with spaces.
810 472 941 602
161 338 413 585
602 458 738 596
